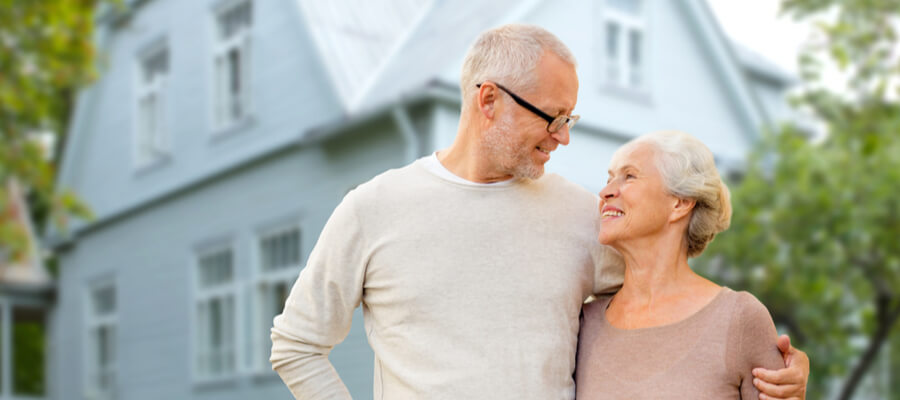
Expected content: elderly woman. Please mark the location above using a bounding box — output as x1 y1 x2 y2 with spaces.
576 131 784 399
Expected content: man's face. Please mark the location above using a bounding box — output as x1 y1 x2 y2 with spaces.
484 52 579 180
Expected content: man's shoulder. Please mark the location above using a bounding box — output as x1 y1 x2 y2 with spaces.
346 160 429 201
537 173 599 209
540 173 595 196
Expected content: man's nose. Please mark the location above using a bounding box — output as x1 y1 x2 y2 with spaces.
551 126 570 146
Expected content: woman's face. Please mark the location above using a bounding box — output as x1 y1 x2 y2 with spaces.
598 142 678 247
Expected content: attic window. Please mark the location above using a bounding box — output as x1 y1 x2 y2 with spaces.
212 0 252 132
601 0 647 91
135 44 169 169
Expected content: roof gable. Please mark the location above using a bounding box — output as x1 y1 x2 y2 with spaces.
294 0 435 110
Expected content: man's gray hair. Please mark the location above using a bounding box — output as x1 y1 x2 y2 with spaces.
622 131 733 258
459 24 576 108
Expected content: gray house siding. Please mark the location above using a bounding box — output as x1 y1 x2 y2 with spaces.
53 110 433 398
58 0 344 232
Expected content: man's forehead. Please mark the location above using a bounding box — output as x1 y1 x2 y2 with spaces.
533 53 578 110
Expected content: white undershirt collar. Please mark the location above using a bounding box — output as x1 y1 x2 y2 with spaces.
421 152 516 187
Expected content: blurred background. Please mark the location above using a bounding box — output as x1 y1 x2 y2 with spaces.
0 0 897 399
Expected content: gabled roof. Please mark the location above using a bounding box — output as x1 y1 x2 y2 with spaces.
301 0 791 136
349 0 533 113
294 0 435 110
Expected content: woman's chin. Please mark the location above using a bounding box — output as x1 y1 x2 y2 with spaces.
597 231 617 246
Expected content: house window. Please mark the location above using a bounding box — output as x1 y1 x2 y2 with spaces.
135 45 169 168
195 247 237 380
254 226 300 370
213 0 252 131
86 282 116 399
602 0 646 90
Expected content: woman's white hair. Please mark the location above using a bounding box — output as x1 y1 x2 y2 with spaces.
459 24 576 108
624 131 732 258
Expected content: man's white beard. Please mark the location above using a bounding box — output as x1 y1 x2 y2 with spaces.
482 113 544 180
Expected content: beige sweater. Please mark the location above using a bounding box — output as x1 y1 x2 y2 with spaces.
575 288 784 399
271 158 625 399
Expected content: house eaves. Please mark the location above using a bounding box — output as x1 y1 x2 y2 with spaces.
732 42 800 87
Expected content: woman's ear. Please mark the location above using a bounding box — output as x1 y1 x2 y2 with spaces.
670 197 696 223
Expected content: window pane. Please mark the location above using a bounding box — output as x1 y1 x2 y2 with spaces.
219 2 252 39
628 30 642 87
606 22 620 83
142 49 168 84
199 249 233 288
198 295 235 377
13 307 46 396
228 48 242 119
607 0 641 16
258 281 290 368
260 228 301 271
93 286 116 316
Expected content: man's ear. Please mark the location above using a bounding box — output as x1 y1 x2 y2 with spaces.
670 197 696 223
478 83 498 120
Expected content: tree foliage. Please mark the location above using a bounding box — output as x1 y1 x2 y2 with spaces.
697 1 900 398
0 0 102 262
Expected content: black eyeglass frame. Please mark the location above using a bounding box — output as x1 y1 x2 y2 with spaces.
476 82 580 133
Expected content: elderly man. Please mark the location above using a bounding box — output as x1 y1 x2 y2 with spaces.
271 24 809 399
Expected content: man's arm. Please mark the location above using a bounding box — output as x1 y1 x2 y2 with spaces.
752 335 810 400
270 193 368 399
591 243 625 295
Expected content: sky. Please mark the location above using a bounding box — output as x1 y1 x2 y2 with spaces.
706 0 810 75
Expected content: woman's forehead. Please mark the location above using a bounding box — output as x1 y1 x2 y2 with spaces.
609 142 655 171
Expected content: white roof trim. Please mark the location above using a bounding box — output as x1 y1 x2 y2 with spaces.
680 0 770 137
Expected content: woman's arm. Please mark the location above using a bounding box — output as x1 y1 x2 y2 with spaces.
728 292 785 399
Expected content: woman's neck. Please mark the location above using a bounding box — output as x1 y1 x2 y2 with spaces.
611 232 713 310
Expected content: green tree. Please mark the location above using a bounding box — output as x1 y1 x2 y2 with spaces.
0 0 103 262
697 1 900 399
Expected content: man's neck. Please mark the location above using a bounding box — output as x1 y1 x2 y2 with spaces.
438 124 513 184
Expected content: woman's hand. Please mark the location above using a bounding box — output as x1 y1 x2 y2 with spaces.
752 335 809 400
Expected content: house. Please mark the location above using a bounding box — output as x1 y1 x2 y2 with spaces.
46 0 798 398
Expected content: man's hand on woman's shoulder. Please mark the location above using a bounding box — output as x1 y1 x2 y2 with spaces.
752 335 809 400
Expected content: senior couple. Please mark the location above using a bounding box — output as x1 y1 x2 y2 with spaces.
271 24 809 399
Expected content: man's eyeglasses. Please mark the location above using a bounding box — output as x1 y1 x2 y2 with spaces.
476 82 580 133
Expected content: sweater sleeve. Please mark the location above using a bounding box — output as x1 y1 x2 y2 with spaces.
270 190 369 399
729 292 785 399
591 243 625 295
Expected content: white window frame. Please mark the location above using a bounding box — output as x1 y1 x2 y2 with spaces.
133 40 170 171
83 277 117 400
210 0 253 136
600 0 650 92
251 223 302 373
192 243 241 384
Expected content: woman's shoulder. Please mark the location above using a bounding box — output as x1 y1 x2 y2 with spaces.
722 289 784 375
724 289 775 326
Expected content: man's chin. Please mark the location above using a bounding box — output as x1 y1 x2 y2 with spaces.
514 164 545 180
